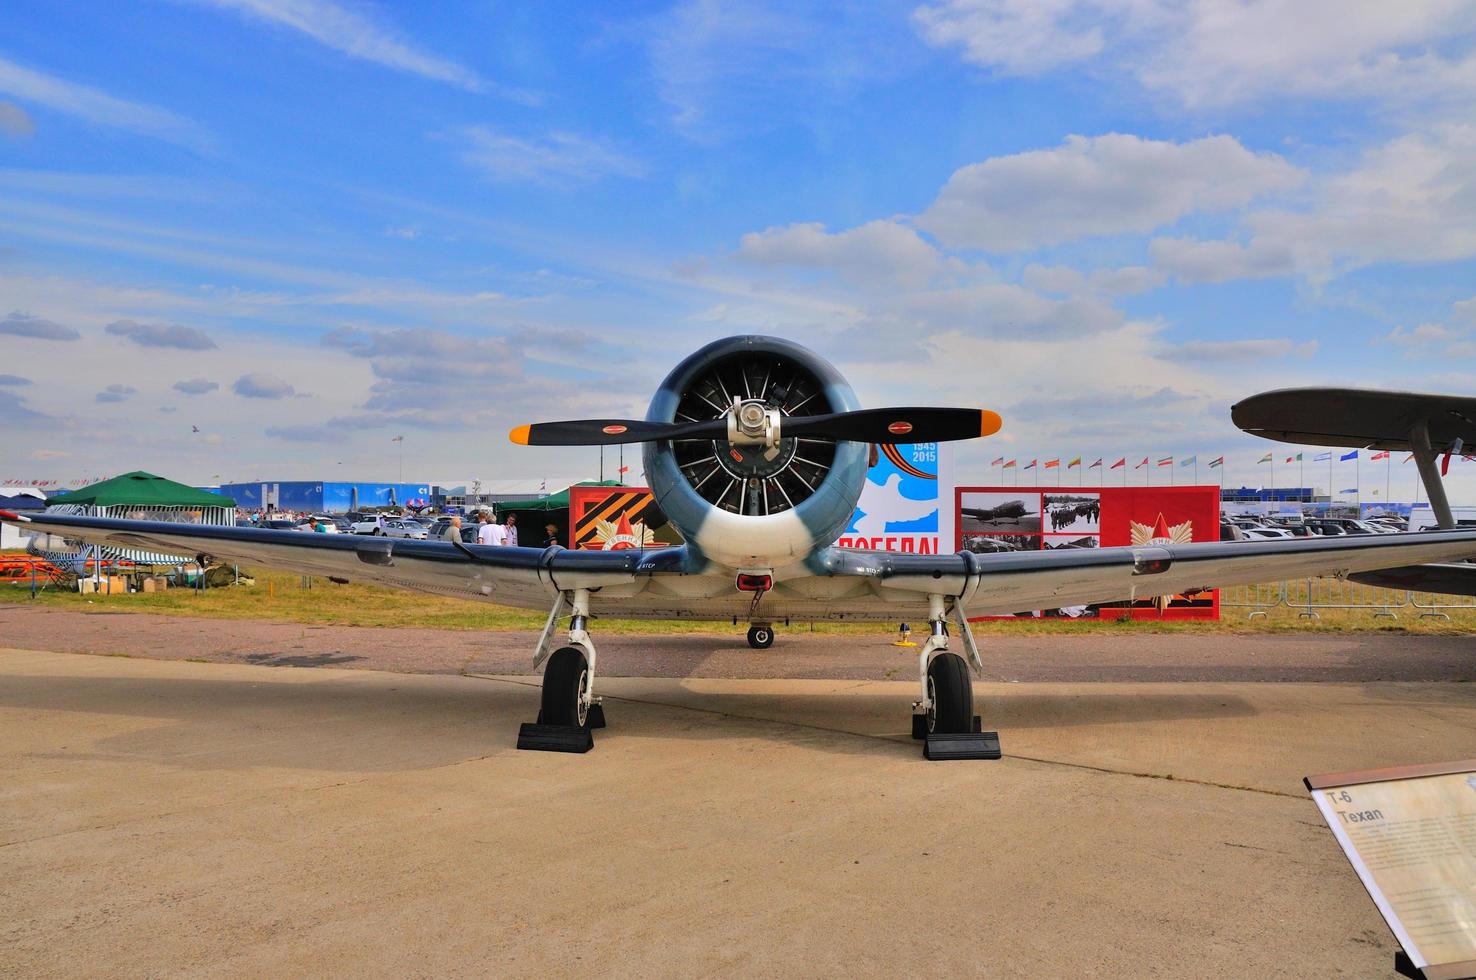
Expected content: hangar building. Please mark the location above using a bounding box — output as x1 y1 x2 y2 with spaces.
218 481 432 513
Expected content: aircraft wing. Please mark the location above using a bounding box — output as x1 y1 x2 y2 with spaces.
813 529 1476 617
1346 562 1476 596
948 530 1476 615
2 511 688 610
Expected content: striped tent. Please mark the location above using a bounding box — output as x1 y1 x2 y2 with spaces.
41 471 236 566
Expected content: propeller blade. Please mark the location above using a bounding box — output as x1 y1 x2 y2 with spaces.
510 418 725 446
783 408 1001 444
510 407 1001 447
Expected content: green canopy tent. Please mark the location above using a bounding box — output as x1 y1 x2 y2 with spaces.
45 471 237 564
48 471 237 511
487 481 625 546
491 480 625 517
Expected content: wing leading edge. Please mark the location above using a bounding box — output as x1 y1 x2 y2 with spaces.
839 530 1476 617
3 512 689 609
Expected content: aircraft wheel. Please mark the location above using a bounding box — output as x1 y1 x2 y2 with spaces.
926 652 973 734
747 625 774 649
541 646 589 727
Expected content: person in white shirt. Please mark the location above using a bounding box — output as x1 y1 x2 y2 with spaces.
477 513 505 546
503 513 518 547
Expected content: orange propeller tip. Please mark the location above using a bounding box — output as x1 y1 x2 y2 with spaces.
509 424 531 446
980 410 1002 437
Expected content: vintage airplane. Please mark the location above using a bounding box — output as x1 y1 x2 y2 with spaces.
10 337 1476 756
959 500 1032 524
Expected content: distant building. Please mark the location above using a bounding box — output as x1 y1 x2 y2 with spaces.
218 481 432 513
1221 486 1323 503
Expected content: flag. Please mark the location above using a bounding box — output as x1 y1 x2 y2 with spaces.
391 435 404 443
1003 459 1016 468
1023 459 1036 470
1208 456 1224 468
1109 458 1125 469
1068 457 1081 468
1134 457 1148 469
1285 453 1302 463
1340 450 1359 461
1371 451 1390 461
991 457 1004 466
1089 458 1102 468
1257 453 1272 464
1313 452 1331 461
1157 456 1173 467
1180 455 1196 466
1339 488 1358 493
1044 459 1059 469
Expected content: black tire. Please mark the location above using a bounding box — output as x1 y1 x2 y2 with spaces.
541 646 588 727
747 625 774 649
927 652 972 734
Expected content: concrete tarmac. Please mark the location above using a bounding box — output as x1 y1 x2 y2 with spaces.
5 647 1471 977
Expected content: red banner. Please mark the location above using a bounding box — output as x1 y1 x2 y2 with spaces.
957 485 1220 621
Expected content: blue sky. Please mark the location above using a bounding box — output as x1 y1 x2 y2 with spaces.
2 1 1475 502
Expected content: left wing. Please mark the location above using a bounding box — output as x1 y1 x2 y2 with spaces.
823 529 1476 616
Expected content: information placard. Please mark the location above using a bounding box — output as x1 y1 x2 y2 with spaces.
1305 760 1476 979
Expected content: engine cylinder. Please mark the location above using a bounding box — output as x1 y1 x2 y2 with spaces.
644 336 867 568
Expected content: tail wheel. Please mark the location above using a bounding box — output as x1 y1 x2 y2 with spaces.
747 625 774 649
926 653 972 734
541 647 589 727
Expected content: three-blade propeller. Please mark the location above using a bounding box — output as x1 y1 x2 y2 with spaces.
510 407 1002 447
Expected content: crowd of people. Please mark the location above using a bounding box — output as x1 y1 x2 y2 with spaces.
443 512 560 548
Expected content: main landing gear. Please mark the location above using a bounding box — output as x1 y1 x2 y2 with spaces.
746 624 775 649
518 588 606 753
911 593 1001 761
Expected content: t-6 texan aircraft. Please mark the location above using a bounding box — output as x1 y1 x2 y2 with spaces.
8 336 1476 754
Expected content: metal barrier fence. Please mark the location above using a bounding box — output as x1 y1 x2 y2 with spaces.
1220 578 1476 620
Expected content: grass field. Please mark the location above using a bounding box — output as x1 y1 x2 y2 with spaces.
6 563 1475 636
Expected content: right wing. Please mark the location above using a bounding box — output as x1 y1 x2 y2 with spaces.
3 511 690 610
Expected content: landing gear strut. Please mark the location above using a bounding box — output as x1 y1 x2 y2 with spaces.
747 624 774 649
518 588 604 753
912 593 1001 760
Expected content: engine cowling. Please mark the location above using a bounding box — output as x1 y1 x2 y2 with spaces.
644 336 868 569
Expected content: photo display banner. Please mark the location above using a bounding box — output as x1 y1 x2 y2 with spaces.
568 486 681 551
835 442 955 555
1305 760 1476 978
956 485 1221 621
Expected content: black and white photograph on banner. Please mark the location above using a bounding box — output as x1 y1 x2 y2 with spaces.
1044 535 1099 550
962 532 1039 554
959 492 1041 533
1043 493 1101 533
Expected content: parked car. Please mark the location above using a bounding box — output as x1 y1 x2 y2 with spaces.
1219 520 1245 542
382 519 428 540
1241 526 1294 539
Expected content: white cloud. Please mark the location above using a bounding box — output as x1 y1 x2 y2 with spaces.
913 0 1476 111
917 133 1303 252
95 383 137 403
173 378 220 395
0 310 80 341
1154 126 1476 282
106 319 217 350
1148 237 1296 283
0 56 206 149
199 0 531 100
233 373 296 399
456 125 646 185
0 100 33 137
1159 338 1318 363
737 221 944 287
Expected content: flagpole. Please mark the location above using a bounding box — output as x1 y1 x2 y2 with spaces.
1386 452 1391 504
1355 454 1361 512
1328 452 1333 507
